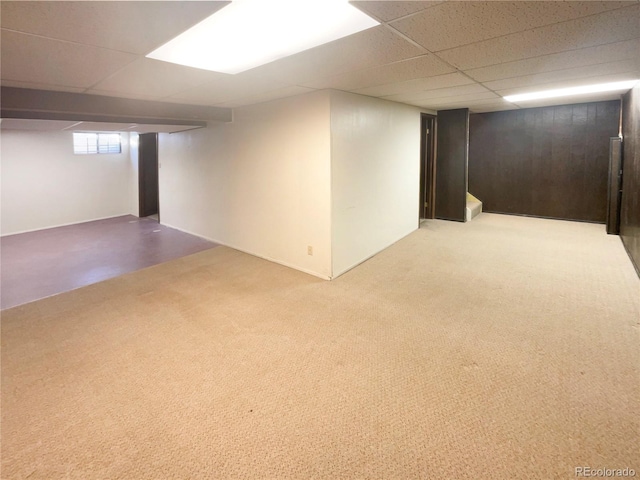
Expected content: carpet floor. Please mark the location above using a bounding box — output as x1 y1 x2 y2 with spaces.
2 213 639 479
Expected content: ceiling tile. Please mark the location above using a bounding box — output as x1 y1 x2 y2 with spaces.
350 1 443 22
246 25 425 86
394 83 492 101
420 91 500 107
90 58 228 99
391 1 634 52
482 60 640 92
1 30 137 88
493 72 640 97
364 72 475 99
167 74 290 106
437 4 640 70
300 54 455 90
0 1 229 55
391 93 503 110
464 38 640 82
216 86 318 108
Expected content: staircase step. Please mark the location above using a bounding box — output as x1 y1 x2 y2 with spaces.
466 193 483 221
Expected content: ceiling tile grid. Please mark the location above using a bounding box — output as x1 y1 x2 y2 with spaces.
88 58 228 99
0 1 229 54
1 29 138 89
389 1 635 53
464 38 640 83
299 54 455 91
436 4 640 70
483 59 640 92
494 71 640 97
1 1 639 116
356 72 476 99
351 1 443 22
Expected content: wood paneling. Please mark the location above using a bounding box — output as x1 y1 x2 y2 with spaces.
435 108 468 222
469 101 620 222
620 85 640 276
606 137 622 235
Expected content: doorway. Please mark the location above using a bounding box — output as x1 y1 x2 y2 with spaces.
419 114 436 220
139 133 159 220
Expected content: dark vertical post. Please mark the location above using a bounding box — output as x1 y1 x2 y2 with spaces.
138 133 159 218
435 108 469 222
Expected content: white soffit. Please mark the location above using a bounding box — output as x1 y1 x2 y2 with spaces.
147 0 380 74
0 119 80 131
0 119 204 134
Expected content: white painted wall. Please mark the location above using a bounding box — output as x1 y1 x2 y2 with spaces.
1 129 133 236
159 90 332 279
330 90 421 277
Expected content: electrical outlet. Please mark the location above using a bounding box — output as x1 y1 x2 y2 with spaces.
307 245 313 256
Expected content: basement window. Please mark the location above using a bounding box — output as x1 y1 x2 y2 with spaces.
73 133 121 155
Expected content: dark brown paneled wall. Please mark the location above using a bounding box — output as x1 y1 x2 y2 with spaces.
620 85 640 275
436 108 469 222
469 101 620 222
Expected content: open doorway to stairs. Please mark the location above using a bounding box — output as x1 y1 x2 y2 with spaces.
419 113 437 221
138 132 160 222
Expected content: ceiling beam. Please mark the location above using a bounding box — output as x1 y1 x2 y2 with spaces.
1 87 232 126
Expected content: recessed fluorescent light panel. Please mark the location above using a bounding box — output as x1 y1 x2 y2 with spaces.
146 0 380 74
503 80 639 103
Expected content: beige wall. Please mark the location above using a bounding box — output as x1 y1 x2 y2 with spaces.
330 90 421 277
159 89 422 280
1 129 134 236
159 90 333 279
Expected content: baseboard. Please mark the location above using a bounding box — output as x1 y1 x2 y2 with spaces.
1 213 132 237
159 222 331 281
482 210 606 225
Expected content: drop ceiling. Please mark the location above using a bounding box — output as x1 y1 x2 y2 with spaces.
1 0 639 118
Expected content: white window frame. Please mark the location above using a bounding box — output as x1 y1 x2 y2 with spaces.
73 132 122 155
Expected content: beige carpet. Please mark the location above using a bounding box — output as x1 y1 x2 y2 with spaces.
2 213 639 479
